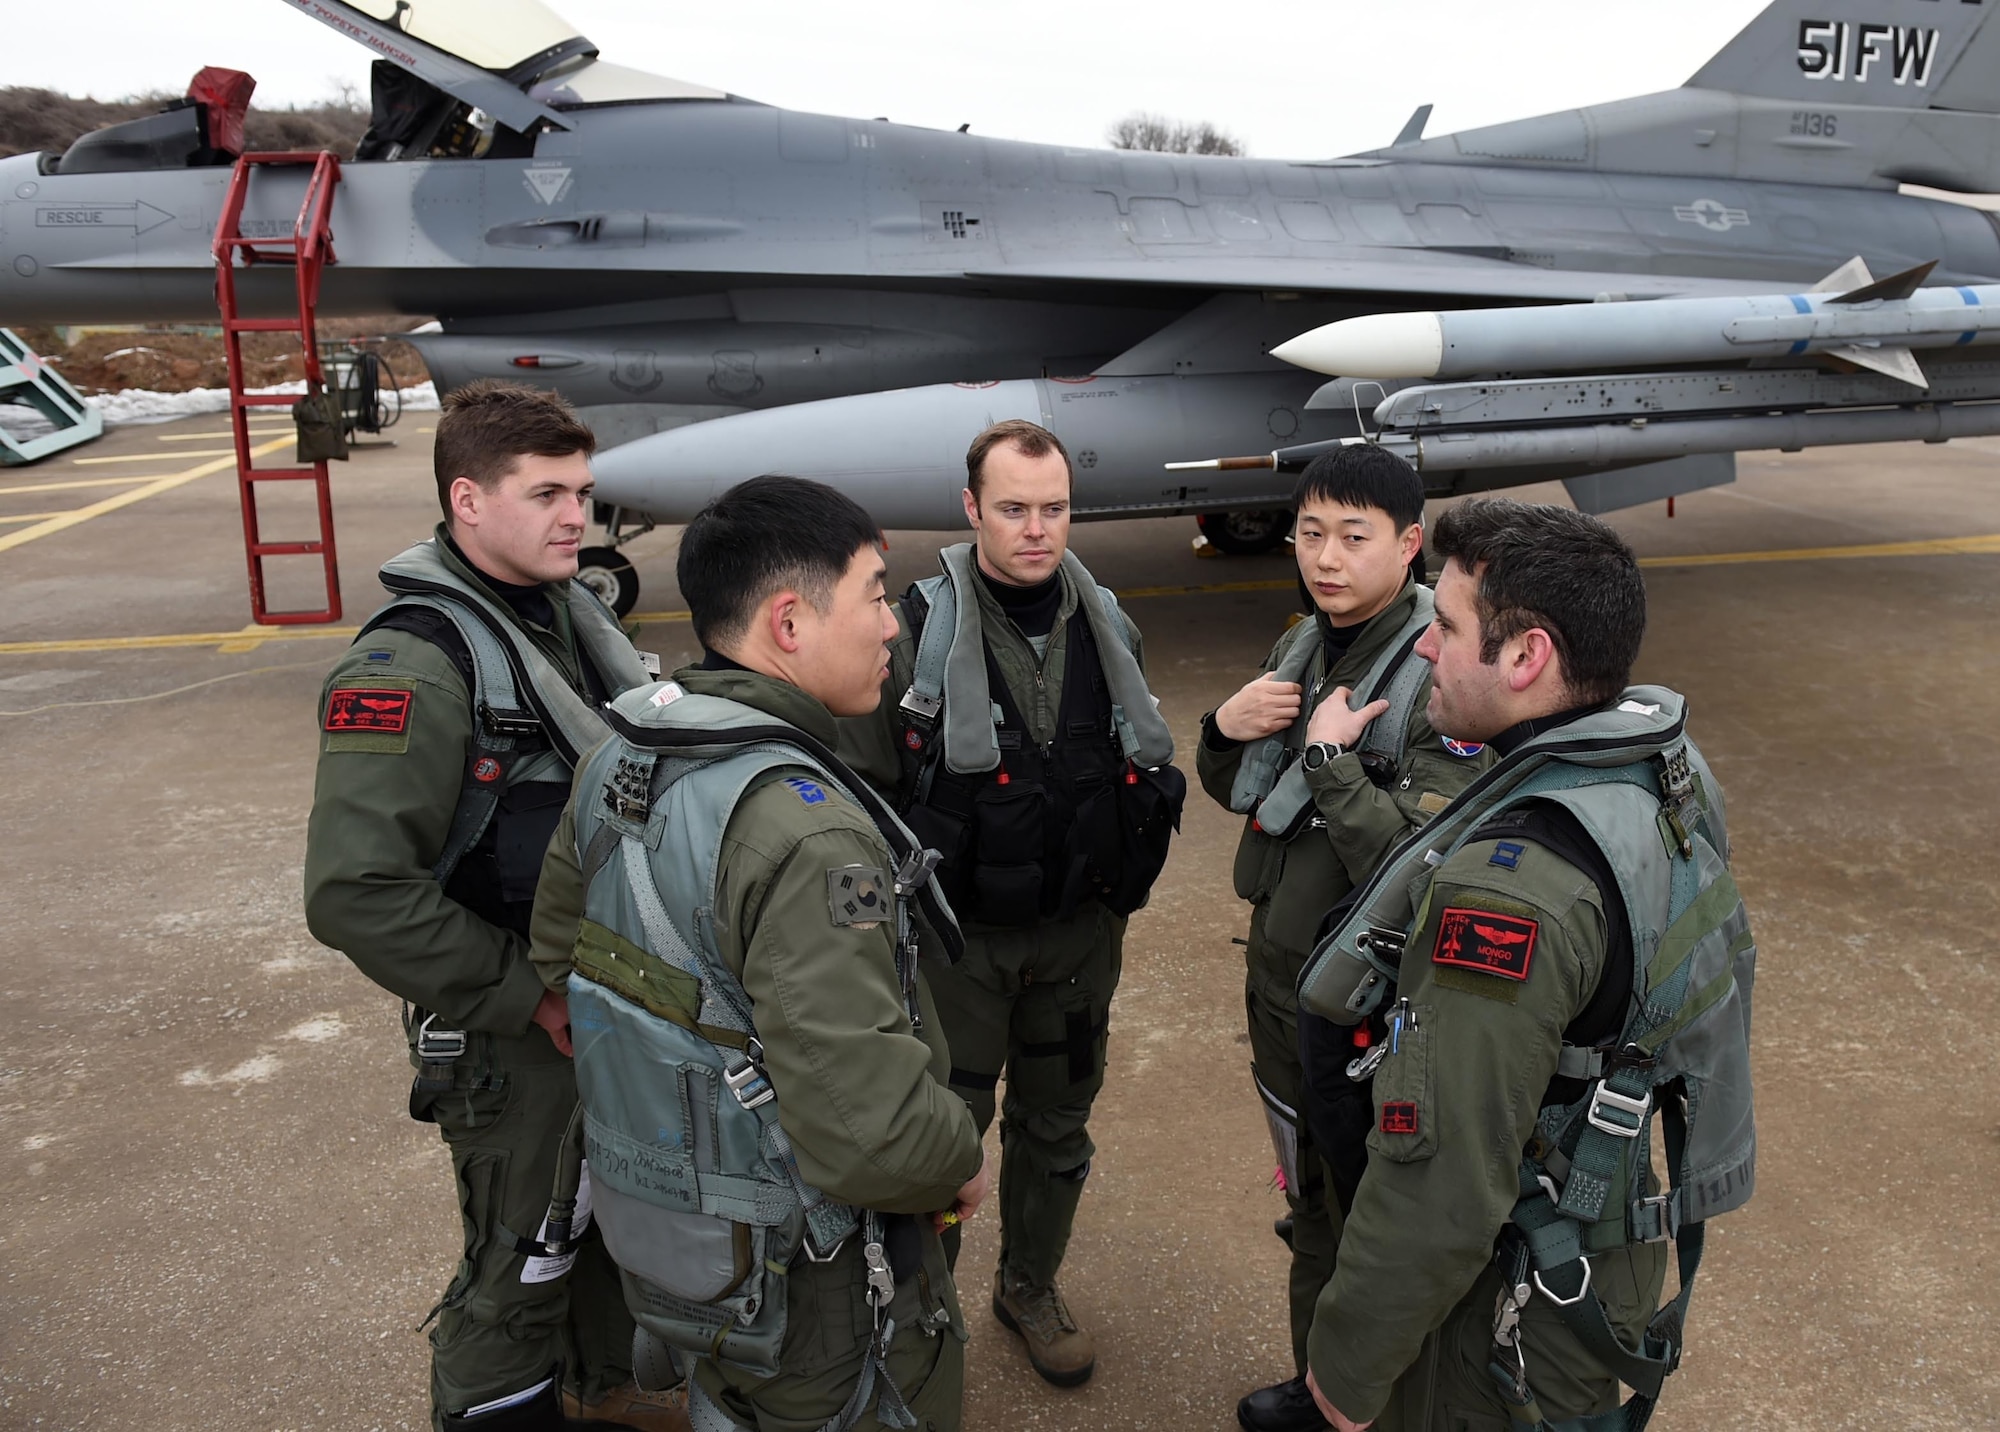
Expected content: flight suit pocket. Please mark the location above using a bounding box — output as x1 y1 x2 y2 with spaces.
1365 1003 1436 1163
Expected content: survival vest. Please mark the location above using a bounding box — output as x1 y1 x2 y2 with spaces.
362 539 653 892
893 544 1184 926
1224 582 1435 841
566 681 962 1426
1298 688 1756 1432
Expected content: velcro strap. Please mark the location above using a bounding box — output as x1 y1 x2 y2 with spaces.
1554 1045 1604 1081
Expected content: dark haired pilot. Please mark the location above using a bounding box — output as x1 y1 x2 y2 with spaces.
529 475 988 1432
303 380 673 1429
1198 447 1491 1432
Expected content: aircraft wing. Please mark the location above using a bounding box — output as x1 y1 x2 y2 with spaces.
961 256 1782 304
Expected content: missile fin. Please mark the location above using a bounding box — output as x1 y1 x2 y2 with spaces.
1829 260 1940 306
1826 343 1928 388
1811 257 1876 294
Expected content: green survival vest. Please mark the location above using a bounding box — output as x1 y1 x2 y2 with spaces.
1224 583 1435 841
566 680 961 1427
1299 687 1756 1432
367 539 654 883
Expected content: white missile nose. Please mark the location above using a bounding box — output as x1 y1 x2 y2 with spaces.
1271 311 1446 379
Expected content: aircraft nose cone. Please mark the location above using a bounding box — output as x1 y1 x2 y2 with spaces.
1272 311 1446 379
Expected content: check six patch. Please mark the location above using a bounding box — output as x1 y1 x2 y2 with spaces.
1431 906 1538 981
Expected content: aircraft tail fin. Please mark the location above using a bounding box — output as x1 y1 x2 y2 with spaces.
1689 0 2000 111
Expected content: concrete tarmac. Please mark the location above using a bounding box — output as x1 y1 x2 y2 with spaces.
0 415 1995 1431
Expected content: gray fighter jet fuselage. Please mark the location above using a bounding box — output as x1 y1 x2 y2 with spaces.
6 0 2000 568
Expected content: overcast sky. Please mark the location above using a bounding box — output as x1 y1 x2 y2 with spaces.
6 1 1771 159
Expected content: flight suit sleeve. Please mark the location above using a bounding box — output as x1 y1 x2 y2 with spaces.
833 607 918 801
528 798 585 993
1305 835 1609 1424
301 632 545 1034
1195 627 1288 807
1302 694 1494 885
721 786 983 1214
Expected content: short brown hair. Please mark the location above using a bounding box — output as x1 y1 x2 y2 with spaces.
965 418 1071 503
434 379 596 515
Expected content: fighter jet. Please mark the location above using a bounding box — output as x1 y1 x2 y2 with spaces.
6 0 2000 612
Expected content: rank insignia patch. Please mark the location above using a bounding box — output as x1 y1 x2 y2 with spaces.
324 687 412 734
1488 841 1524 870
1380 1101 1420 1135
783 776 828 805
1432 906 1537 981
827 865 889 927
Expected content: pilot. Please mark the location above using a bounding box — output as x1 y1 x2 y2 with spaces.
527 475 988 1431
1300 499 1756 1431
1196 448 1490 1432
302 381 677 1431
837 419 1185 1388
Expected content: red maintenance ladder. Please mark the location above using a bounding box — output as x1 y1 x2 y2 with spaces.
211 151 344 624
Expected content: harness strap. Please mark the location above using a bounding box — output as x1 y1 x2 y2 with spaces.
1016 1010 1107 1085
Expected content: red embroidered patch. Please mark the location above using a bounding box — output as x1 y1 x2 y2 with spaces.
1380 1101 1420 1135
473 756 503 783
1432 906 1538 981
324 687 413 734
904 728 923 750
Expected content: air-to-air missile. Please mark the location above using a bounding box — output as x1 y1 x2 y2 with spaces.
1167 258 2000 487
1270 260 1993 389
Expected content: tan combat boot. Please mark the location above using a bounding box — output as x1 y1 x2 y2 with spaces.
563 1379 691 1432
992 1267 1096 1387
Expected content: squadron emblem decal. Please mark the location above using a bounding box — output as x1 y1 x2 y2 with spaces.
1432 906 1538 981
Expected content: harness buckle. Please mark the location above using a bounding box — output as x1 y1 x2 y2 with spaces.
892 846 942 897
799 1230 853 1264
1532 1255 1594 1308
478 702 542 738
1345 1041 1389 1082
415 1014 467 1062
1585 1080 1652 1138
724 1043 776 1111
898 687 943 726
1631 1192 1679 1244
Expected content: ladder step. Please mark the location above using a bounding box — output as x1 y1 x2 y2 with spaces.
241 468 321 481
251 541 327 557
224 318 304 333
233 394 298 407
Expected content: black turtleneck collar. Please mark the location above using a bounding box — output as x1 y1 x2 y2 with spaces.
1488 701 1605 758
699 647 752 673
444 531 556 630
1316 609 1362 662
978 562 1063 639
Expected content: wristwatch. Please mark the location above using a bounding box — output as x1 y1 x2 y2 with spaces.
1301 740 1346 772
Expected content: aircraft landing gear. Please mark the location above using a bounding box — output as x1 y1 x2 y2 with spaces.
577 505 652 618
1196 509 1291 555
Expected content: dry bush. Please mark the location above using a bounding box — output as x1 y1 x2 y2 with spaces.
0 86 370 161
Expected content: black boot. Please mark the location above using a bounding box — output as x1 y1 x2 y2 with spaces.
1237 1374 1331 1432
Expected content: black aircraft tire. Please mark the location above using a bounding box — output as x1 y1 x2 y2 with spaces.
1197 509 1291 556
575 546 640 618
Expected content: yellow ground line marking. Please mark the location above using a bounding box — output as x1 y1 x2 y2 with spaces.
0 475 164 496
1637 532 2000 567
6 531 1999 657
0 511 72 525
0 434 291 557
72 448 236 465
159 427 293 442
